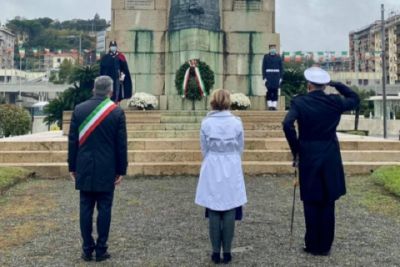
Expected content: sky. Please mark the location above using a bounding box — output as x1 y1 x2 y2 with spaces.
0 0 399 52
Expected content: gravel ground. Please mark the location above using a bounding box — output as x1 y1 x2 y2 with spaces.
0 175 399 267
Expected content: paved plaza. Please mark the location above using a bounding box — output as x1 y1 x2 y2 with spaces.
0 175 399 266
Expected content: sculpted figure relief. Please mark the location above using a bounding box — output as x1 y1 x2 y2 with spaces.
168 0 221 31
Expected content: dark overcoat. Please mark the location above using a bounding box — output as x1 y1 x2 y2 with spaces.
262 54 283 89
68 96 128 192
100 52 133 102
282 82 359 202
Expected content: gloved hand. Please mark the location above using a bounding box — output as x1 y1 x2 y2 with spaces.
328 81 341 87
292 157 299 168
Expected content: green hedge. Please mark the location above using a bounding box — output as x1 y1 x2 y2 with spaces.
0 105 31 137
0 167 32 194
372 166 400 197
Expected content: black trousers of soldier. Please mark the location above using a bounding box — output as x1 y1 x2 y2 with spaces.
80 191 114 256
266 87 279 101
303 201 335 254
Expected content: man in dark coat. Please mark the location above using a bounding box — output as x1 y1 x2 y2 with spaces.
262 44 283 110
68 75 128 262
282 67 359 256
100 41 133 103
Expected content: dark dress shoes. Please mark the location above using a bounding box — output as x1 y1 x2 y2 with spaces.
96 252 111 262
303 247 330 256
222 253 232 264
81 253 92 262
211 252 221 264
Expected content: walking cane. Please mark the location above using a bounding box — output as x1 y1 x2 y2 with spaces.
290 167 298 240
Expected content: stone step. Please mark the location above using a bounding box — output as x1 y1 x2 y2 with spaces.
1 150 400 163
63 122 283 134
1 138 400 151
159 116 284 124
63 110 287 119
127 130 284 138
126 123 283 131
1 161 398 178
63 121 285 134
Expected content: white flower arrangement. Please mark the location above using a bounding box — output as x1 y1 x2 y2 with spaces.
129 92 158 110
230 93 251 110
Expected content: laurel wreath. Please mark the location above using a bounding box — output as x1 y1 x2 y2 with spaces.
175 60 215 101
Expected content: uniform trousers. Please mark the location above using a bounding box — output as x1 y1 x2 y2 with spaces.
303 201 335 254
80 191 114 256
266 87 279 102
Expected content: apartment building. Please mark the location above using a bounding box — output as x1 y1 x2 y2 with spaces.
0 27 16 69
350 13 400 84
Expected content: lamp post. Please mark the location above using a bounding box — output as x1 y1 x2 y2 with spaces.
381 4 388 139
65 34 82 64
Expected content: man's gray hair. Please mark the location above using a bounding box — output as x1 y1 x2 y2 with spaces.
94 76 113 96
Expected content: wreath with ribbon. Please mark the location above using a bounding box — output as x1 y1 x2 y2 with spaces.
175 59 214 101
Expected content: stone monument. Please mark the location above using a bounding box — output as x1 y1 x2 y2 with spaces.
109 0 280 109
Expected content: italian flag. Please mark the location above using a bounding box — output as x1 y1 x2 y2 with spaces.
283 52 291 62
19 48 25 58
78 98 117 146
317 51 324 62
295 51 302 62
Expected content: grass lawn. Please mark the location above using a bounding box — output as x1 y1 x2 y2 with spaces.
372 166 400 197
0 167 32 194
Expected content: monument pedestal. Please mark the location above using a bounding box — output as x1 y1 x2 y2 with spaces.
110 0 281 110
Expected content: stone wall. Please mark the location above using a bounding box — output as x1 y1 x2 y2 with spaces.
338 115 400 137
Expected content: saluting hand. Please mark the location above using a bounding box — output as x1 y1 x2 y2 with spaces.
115 175 123 186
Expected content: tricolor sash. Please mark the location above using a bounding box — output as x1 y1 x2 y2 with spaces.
78 98 117 146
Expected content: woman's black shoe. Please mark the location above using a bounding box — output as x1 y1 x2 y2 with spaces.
211 252 221 264
223 253 232 264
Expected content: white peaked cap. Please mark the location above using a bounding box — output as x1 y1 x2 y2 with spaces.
304 67 331 85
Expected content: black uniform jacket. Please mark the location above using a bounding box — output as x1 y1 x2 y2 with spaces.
262 54 283 89
68 96 128 192
100 52 133 101
282 82 359 202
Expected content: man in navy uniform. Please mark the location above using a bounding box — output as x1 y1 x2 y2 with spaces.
282 67 359 255
100 41 133 103
68 76 128 262
262 44 283 110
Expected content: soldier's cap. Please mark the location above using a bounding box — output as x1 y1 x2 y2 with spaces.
304 67 330 85
109 41 118 47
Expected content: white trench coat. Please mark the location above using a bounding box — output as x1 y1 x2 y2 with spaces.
195 110 247 211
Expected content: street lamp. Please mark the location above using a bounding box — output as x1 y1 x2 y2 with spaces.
64 34 82 64
381 4 388 138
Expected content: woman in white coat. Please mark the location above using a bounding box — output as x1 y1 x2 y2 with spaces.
195 89 247 264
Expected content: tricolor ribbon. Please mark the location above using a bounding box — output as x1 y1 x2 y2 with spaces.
182 59 207 98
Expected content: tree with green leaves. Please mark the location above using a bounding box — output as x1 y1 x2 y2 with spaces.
6 16 109 71
281 62 307 108
49 59 74 84
44 64 99 127
350 86 375 131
